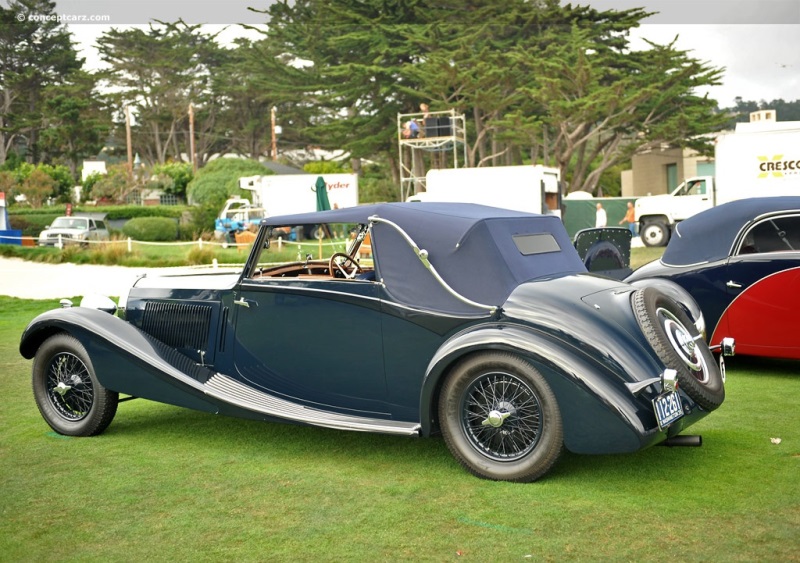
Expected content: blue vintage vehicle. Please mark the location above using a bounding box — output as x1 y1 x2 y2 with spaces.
20 203 731 482
626 196 800 360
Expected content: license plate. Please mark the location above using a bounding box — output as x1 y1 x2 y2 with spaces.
653 391 684 430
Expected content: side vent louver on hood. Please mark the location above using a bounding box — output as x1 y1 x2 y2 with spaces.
141 301 212 352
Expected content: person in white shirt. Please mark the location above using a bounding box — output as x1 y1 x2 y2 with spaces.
595 202 607 228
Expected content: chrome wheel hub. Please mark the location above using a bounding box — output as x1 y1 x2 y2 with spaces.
657 307 710 383
54 381 72 397
481 409 511 428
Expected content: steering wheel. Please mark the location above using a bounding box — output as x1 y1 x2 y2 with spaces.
329 252 363 279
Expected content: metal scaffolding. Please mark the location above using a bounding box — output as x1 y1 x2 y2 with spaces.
397 109 467 201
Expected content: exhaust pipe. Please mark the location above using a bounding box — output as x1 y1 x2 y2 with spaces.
660 435 702 447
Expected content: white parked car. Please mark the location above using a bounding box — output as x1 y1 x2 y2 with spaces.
38 216 109 247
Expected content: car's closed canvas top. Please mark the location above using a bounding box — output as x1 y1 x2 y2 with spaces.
664 196 800 266
264 202 587 312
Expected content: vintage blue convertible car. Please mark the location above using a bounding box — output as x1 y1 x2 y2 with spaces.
20 203 731 482
627 197 800 360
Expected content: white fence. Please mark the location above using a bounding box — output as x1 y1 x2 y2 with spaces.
0 232 352 259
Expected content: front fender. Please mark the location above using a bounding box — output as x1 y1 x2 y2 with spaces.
419 323 662 454
20 307 220 413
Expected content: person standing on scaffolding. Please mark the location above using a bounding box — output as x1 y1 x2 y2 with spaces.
402 118 420 139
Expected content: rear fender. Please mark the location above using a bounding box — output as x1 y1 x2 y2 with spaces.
418 324 658 454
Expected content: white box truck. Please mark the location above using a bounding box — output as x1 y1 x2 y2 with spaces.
238 173 359 216
408 165 562 216
635 121 800 246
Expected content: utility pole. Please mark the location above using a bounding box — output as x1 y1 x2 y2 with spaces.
188 103 197 173
271 106 277 160
125 105 133 179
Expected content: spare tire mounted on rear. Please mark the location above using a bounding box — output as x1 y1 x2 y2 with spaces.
632 287 724 411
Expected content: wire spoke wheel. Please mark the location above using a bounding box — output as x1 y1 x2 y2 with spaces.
32 334 118 436
46 352 94 421
462 372 542 462
439 353 563 482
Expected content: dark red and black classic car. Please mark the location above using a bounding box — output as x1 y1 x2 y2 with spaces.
627 196 800 360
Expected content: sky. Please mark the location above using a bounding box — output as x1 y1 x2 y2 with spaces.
19 0 800 109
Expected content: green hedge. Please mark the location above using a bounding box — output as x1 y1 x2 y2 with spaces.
8 205 189 236
121 217 179 242
101 205 186 220
8 204 187 219
8 213 62 237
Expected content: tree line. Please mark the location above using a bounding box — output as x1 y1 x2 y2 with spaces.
2 0 799 205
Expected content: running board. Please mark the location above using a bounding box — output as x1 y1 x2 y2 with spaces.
204 373 421 436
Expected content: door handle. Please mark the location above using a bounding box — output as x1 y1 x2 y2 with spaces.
726 281 742 289
234 297 257 308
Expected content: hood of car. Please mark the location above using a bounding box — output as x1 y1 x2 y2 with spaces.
130 271 241 292
41 227 88 235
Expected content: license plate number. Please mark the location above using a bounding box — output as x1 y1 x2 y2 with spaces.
653 391 684 430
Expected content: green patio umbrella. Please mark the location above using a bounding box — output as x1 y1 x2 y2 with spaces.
314 176 331 211
313 176 332 256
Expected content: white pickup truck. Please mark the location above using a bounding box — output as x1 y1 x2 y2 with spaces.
635 176 714 247
634 120 800 247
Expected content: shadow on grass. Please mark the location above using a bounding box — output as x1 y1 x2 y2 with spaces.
727 355 800 377
101 399 459 475
93 396 733 485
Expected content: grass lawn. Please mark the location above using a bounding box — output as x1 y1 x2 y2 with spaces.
630 244 667 270
1 296 798 561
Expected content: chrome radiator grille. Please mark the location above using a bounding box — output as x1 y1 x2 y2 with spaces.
141 301 212 351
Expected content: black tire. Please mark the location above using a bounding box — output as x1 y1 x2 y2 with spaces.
641 220 670 247
32 333 118 436
439 352 563 482
633 287 724 410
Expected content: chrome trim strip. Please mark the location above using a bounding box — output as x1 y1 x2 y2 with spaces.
204 373 421 436
114 338 208 393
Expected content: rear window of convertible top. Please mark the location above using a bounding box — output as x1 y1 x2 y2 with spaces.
512 233 560 256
